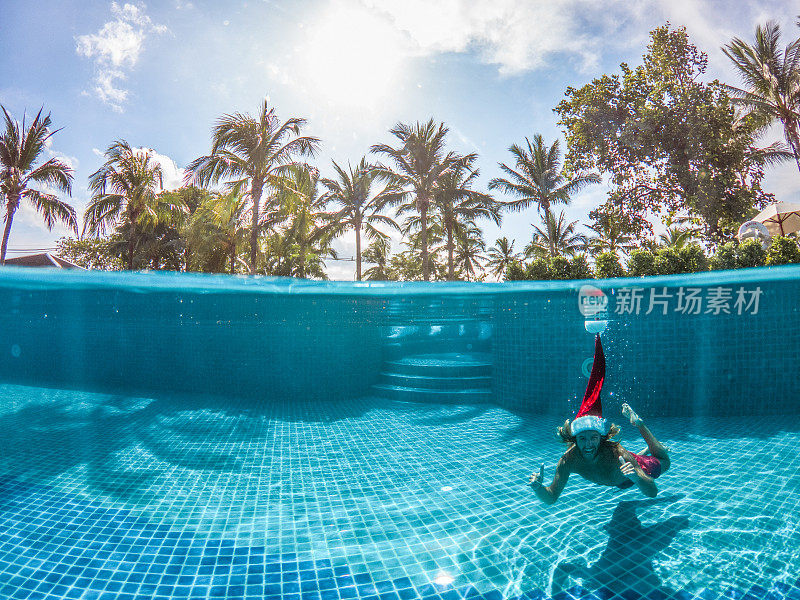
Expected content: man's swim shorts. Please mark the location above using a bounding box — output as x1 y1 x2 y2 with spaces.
617 453 662 489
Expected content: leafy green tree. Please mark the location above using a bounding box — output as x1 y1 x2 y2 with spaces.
505 260 527 281
320 157 400 280
723 21 800 172
549 255 571 280
371 119 470 281
569 254 593 279
84 141 165 270
486 237 521 279
653 246 684 275
55 236 122 270
709 242 738 270
627 248 657 276
186 100 320 273
766 236 800 265
431 156 499 280
525 257 550 280
0 106 76 263
488 134 600 219
594 251 625 279
556 25 789 242
525 209 587 257
680 243 708 272
736 238 766 268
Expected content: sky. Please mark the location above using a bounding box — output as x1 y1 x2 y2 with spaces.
1 0 798 279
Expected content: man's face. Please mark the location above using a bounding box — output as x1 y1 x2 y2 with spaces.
576 431 601 460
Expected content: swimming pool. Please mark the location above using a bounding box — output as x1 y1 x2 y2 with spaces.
0 267 797 600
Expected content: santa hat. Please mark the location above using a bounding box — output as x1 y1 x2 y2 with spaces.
571 334 607 436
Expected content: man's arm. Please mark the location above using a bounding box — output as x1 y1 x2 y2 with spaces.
618 455 657 497
529 456 570 505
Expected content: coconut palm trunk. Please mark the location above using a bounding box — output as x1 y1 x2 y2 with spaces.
420 202 429 280
354 216 362 281
446 221 455 280
249 181 263 273
0 195 20 264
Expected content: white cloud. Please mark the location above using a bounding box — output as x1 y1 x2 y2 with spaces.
135 148 184 191
361 0 620 75
76 2 167 112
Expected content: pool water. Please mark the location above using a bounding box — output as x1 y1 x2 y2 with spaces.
0 382 797 600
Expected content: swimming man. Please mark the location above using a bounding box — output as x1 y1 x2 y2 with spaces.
528 336 671 504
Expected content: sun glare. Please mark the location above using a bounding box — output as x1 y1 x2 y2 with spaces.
301 4 406 110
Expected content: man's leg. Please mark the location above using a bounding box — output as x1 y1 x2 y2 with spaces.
622 403 670 472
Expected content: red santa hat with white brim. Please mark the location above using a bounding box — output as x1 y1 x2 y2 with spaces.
571 334 607 436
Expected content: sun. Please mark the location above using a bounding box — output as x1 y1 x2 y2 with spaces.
300 3 407 111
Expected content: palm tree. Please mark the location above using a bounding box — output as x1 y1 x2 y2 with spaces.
273 164 335 279
586 216 637 256
485 237 521 279
362 236 392 280
320 157 401 280
723 21 800 172
432 156 501 280
185 100 320 273
0 106 76 263
525 210 587 258
185 191 249 273
84 140 165 270
488 134 600 217
453 222 486 280
371 119 469 281
658 226 698 249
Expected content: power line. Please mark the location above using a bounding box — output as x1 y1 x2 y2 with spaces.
6 247 58 252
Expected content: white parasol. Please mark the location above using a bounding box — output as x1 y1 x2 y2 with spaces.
751 201 800 236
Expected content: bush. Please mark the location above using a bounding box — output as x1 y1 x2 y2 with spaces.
594 252 625 279
505 261 526 281
627 248 656 276
765 236 800 266
654 246 684 275
709 242 737 271
526 257 551 280
549 255 571 280
679 243 708 273
569 254 594 279
735 239 766 269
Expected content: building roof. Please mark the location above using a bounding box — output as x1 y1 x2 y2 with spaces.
3 253 84 269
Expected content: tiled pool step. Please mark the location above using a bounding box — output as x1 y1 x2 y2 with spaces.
379 372 492 390
371 384 492 404
372 353 492 403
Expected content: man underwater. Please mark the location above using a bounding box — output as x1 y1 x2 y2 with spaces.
529 335 671 504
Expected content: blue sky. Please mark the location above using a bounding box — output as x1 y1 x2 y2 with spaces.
1 0 798 278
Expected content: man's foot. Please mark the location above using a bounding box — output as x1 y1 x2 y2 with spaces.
622 403 643 427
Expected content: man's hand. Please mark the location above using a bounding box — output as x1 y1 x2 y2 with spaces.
618 456 639 481
529 464 545 489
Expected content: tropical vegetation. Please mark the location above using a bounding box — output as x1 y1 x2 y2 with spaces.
4 20 800 282
0 106 77 263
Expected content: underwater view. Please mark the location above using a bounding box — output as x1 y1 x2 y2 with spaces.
0 267 797 600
